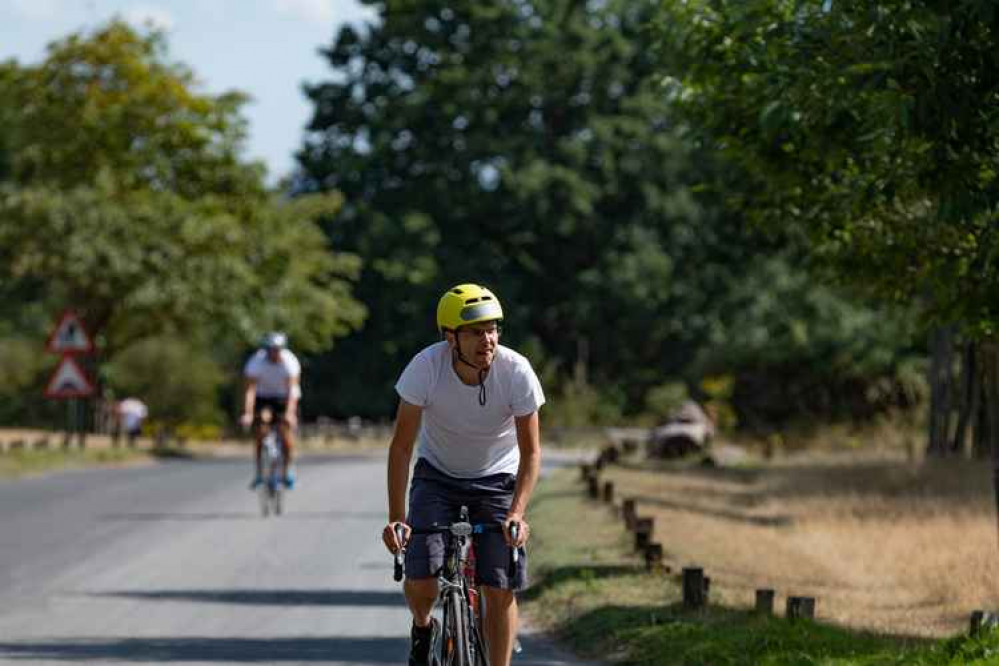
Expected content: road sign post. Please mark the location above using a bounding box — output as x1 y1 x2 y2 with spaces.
44 310 96 449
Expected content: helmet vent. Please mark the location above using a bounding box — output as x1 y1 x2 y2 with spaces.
452 288 463 294
466 297 481 304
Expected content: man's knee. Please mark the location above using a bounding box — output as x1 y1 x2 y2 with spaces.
404 578 438 602
481 585 515 609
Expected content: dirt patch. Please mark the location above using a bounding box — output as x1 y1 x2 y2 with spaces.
598 451 997 638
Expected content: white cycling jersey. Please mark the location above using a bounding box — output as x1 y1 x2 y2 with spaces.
244 349 301 399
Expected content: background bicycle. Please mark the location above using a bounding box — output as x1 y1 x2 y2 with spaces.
257 407 284 517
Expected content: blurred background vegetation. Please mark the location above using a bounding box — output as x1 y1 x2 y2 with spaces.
2 1 996 455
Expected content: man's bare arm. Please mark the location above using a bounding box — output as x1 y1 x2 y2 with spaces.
506 411 541 546
383 400 423 553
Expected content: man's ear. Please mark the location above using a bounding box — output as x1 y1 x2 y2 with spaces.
443 330 456 347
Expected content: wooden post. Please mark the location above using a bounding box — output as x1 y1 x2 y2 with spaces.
602 481 614 503
970 610 999 636
622 498 636 529
587 475 600 499
593 456 605 471
786 596 816 620
644 543 663 571
579 463 592 481
755 589 775 615
682 567 707 610
603 446 619 464
633 517 653 550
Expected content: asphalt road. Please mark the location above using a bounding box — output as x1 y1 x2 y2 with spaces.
0 452 593 665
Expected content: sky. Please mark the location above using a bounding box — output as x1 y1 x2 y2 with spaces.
0 0 377 183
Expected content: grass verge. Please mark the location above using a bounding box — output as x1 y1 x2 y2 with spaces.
0 446 192 480
523 468 999 665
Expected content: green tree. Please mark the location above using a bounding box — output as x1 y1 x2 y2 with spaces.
0 21 365 400
654 1 998 449
1 21 262 197
106 336 226 432
297 0 920 423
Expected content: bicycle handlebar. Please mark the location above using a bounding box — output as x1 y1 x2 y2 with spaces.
393 524 405 582
391 521 511 582
509 522 521 566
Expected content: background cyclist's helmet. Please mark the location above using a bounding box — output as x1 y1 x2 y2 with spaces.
436 283 504 333
261 331 288 349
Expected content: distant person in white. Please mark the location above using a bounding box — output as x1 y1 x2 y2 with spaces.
240 332 301 489
382 283 545 666
116 397 148 447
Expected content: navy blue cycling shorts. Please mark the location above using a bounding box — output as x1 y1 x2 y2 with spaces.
405 458 527 590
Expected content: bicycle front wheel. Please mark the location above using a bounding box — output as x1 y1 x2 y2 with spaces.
442 589 473 666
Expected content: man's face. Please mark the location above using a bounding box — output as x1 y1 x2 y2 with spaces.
266 346 282 363
450 321 500 369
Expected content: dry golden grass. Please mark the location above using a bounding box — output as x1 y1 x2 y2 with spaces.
601 450 999 638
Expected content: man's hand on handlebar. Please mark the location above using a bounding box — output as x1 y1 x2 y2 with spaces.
239 412 253 431
382 521 411 554
504 515 529 548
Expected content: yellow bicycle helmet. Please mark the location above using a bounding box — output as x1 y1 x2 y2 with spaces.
436 283 504 333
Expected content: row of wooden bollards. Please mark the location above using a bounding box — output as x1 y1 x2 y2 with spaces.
580 452 817 620
582 446 999 635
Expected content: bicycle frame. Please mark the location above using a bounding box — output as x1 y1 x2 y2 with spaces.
258 411 284 517
396 507 495 666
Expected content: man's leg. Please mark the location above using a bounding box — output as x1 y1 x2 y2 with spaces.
482 585 517 666
253 424 264 481
404 578 438 627
404 577 438 665
279 420 295 479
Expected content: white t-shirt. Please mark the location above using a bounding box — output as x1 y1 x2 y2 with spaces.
244 349 301 399
118 398 148 431
395 342 545 478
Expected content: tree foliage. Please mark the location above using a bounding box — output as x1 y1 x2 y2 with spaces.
297 0 920 423
105 336 226 428
0 21 365 375
655 0 999 337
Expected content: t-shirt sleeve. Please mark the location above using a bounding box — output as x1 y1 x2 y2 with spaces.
284 352 302 378
510 360 545 417
243 354 261 379
395 352 433 407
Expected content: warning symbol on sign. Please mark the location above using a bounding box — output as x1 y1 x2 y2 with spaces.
45 310 94 355
44 356 95 399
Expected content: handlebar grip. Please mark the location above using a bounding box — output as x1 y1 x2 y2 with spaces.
509 523 520 566
393 524 406 582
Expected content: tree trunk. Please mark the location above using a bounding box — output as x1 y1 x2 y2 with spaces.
981 343 999 550
952 342 979 456
927 326 956 457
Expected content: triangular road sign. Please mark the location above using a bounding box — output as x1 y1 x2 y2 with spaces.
45 310 94 354
44 356 95 399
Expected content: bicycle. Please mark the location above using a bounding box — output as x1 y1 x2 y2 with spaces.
257 408 284 517
393 506 520 666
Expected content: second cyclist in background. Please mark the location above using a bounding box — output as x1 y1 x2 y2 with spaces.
241 332 302 490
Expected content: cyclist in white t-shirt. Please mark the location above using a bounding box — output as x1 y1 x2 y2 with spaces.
240 332 302 489
381 283 545 666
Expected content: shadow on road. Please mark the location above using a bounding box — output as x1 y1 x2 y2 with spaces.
100 510 385 521
0 636 408 662
90 589 404 607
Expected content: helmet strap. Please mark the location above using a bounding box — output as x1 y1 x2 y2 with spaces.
448 330 489 407
477 368 487 407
